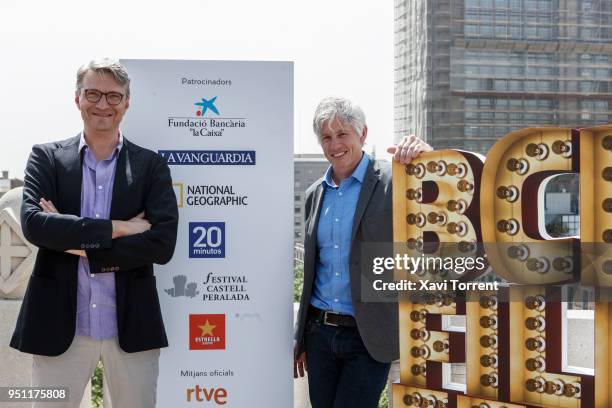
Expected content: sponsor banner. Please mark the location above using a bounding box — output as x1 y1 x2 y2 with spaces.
173 184 249 208
189 314 226 350
165 272 250 303
159 150 256 165
189 222 225 258
121 59 293 407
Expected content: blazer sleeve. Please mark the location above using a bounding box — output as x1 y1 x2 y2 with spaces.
85 155 179 274
20 144 113 252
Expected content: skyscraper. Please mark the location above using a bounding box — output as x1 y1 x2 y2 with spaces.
395 0 612 154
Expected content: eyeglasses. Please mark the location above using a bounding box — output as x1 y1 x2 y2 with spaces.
83 89 125 105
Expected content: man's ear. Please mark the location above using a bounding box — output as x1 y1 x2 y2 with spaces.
360 125 368 145
75 91 81 110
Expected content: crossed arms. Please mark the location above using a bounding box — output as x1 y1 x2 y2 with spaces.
21 144 179 274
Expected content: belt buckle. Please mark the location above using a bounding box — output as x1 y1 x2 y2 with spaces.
323 311 339 327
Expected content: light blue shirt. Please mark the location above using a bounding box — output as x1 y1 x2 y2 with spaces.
311 152 370 316
76 132 123 340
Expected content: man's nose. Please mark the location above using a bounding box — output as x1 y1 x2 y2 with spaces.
329 137 340 150
95 96 110 108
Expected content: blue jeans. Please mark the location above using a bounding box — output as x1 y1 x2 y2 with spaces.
305 317 391 408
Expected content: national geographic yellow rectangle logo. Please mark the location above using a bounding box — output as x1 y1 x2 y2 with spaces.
173 183 184 208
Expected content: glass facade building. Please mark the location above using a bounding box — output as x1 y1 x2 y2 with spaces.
395 0 612 154
293 154 329 242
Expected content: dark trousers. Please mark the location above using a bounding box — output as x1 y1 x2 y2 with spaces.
305 318 391 408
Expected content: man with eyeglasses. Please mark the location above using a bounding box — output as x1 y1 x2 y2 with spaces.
11 58 178 408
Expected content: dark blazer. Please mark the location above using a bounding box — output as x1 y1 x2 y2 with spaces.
295 158 399 363
11 135 178 356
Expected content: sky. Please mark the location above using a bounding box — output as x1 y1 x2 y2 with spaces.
0 0 393 178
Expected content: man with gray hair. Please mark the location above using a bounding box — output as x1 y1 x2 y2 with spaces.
294 97 431 407
11 58 178 407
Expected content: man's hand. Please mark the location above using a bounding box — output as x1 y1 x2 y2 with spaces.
66 249 87 257
294 347 307 378
39 197 59 213
111 212 151 239
386 134 432 164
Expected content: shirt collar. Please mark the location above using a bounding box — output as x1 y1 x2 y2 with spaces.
78 131 124 156
322 151 369 188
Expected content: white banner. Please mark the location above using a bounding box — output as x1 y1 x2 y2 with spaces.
121 59 294 407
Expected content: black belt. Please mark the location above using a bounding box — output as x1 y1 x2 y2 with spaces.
308 306 357 328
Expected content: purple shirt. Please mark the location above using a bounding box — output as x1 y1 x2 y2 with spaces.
75 133 123 340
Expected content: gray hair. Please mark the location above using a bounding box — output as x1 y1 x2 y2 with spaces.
312 97 366 142
76 58 131 97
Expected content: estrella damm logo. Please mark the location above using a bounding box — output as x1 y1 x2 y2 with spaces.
189 314 226 350
189 222 225 258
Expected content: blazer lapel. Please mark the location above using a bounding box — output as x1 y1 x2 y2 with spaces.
110 148 127 219
350 160 380 243
306 182 324 254
56 135 83 217
302 182 324 296
53 135 83 309
110 138 141 219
